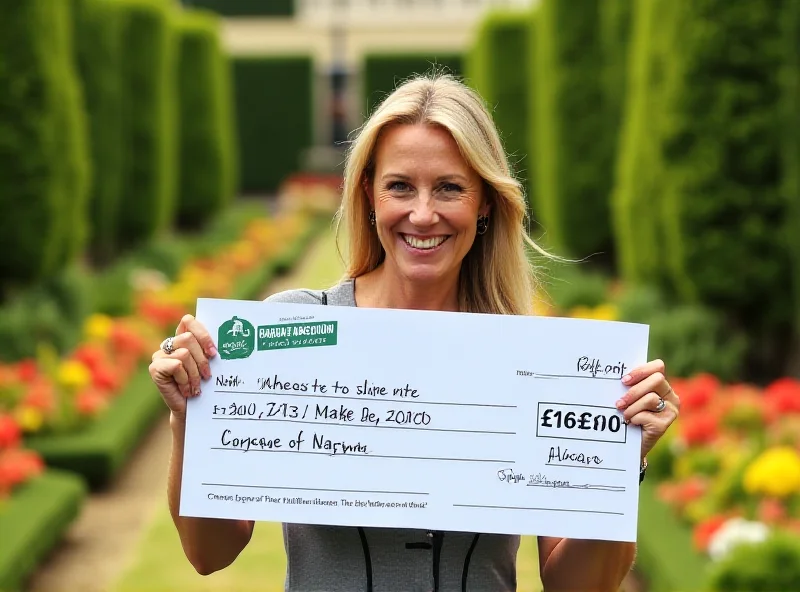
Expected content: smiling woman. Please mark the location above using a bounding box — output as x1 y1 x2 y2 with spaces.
148 71 682 592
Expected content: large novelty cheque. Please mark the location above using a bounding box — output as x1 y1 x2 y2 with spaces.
179 298 649 543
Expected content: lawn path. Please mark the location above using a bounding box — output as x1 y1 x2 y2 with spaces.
110 222 545 592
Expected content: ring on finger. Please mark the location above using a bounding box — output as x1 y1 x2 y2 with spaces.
654 397 666 413
161 336 175 355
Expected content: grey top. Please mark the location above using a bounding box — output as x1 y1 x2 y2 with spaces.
264 279 520 592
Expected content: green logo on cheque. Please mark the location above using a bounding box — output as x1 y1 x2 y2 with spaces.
258 321 338 351
218 316 255 359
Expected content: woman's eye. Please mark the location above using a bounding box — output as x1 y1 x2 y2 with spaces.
388 181 410 192
441 183 463 193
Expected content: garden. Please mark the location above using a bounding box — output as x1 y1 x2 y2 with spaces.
1 0 799 590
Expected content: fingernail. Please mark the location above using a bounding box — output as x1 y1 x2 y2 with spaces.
622 374 631 384
208 346 218 358
615 399 625 409
194 387 202 396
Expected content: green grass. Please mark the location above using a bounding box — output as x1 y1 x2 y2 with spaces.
112 223 543 592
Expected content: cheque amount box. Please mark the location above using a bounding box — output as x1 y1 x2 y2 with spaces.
536 402 628 444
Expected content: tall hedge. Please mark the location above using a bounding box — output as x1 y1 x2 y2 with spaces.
179 0 294 17
0 0 90 291
467 10 532 207
531 0 615 263
600 0 633 188
784 0 800 344
71 0 125 262
363 52 463 117
116 0 177 248
175 9 237 229
611 0 681 284
657 0 794 377
232 55 313 193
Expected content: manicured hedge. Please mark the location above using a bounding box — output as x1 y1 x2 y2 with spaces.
232 55 313 194
531 0 614 263
180 0 294 17
467 10 532 206
656 0 793 377
611 0 681 285
784 1 800 346
0 470 87 592
363 52 463 116
71 0 126 262
0 0 90 291
116 0 177 248
175 9 237 229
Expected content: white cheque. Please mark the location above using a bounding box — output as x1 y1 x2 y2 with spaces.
180 298 649 543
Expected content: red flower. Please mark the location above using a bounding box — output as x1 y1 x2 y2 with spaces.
76 388 108 416
0 448 44 490
15 359 38 383
679 413 719 446
757 498 787 525
693 514 728 552
676 373 720 414
764 378 800 414
91 363 120 393
675 477 707 505
72 344 107 372
22 378 55 411
0 414 21 449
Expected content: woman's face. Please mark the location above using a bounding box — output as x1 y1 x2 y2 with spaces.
367 123 489 286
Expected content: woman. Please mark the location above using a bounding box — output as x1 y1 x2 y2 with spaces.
149 73 680 591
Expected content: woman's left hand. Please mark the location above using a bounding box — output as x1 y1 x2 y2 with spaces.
615 359 680 460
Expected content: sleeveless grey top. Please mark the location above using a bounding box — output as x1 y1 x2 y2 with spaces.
264 279 520 592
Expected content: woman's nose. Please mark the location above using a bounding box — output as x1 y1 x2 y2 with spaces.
408 194 438 226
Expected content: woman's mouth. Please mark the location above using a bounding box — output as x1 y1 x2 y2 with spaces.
401 234 449 251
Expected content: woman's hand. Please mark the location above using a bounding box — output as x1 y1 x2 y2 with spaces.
149 314 217 421
615 359 680 460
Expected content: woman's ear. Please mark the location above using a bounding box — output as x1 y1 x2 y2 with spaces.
480 182 494 217
362 175 374 207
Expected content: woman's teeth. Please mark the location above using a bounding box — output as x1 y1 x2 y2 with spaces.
403 235 447 250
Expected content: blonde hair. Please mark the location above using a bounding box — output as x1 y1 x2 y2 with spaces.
334 71 552 316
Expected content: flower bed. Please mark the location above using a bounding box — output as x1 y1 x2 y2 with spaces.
0 412 86 592
2 208 325 489
637 374 800 591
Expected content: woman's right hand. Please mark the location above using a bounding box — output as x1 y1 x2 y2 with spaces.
149 314 218 421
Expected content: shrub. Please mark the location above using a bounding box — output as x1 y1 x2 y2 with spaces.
70 0 125 262
116 0 177 248
530 0 615 263
0 266 92 362
232 55 313 193
657 0 793 378
467 10 532 206
708 530 800 591
0 0 89 292
174 9 236 229
616 285 748 383
362 52 463 116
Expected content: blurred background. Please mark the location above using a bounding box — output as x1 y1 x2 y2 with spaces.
1 0 799 591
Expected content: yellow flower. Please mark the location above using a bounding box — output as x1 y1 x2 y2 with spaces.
743 446 800 498
569 305 594 319
57 360 91 390
15 406 44 433
84 313 113 341
590 303 619 321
